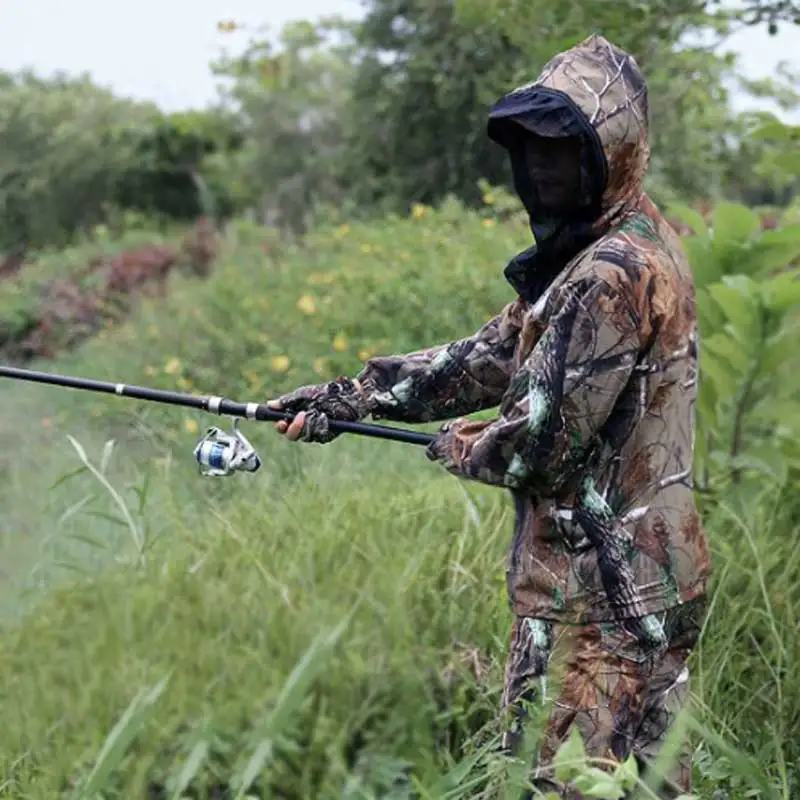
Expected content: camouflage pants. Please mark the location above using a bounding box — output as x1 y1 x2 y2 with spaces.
501 596 707 799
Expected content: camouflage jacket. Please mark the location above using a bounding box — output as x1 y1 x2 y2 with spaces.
356 35 711 625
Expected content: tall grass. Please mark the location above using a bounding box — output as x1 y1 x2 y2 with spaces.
0 198 798 797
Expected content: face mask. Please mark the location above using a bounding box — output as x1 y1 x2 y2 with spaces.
521 134 583 218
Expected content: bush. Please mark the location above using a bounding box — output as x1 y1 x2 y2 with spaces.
0 71 243 257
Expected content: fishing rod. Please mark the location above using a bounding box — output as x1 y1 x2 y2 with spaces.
0 365 435 477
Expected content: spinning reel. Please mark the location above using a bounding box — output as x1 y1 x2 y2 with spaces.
193 417 262 477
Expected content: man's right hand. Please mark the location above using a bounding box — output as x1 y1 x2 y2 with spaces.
267 405 309 441
266 377 371 444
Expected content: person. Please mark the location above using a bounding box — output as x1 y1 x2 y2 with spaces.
267 33 711 799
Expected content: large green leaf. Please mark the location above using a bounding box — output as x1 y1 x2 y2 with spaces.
667 203 709 239
685 238 723 290
754 398 800 431
748 226 800 277
761 268 800 312
711 202 762 246
699 350 738 399
707 276 760 332
759 323 800 374
702 331 752 373
695 287 726 334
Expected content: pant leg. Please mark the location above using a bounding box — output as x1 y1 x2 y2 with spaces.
632 596 707 796
500 614 556 754
500 597 707 799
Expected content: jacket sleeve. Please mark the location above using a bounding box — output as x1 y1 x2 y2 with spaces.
356 299 525 423
437 274 645 491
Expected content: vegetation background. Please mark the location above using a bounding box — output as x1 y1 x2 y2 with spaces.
0 0 799 797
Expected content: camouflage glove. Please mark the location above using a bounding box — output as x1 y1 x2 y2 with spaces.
425 420 457 467
267 376 373 444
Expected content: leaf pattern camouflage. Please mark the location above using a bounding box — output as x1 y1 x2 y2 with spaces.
501 596 707 798
269 376 371 443
267 32 711 796
357 33 712 625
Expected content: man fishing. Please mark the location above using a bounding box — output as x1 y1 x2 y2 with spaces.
267 33 711 798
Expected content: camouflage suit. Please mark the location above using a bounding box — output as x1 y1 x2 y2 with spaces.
271 34 711 798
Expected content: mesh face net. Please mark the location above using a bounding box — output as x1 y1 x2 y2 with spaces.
487 86 607 226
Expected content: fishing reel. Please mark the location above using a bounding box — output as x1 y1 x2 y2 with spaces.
193 417 262 477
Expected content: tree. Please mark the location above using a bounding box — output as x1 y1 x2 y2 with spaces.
113 109 246 223
340 0 528 212
0 70 157 254
450 0 799 203
210 17 357 232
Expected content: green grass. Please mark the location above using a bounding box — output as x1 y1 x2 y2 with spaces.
0 201 798 798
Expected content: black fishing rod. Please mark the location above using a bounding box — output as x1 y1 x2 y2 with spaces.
0 365 435 477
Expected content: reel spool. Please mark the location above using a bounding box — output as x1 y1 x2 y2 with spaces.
193 417 262 477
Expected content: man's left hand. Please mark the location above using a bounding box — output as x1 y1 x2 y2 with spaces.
426 420 459 468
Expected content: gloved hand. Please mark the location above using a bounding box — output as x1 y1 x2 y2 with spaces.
425 417 495 479
266 376 372 443
425 420 456 467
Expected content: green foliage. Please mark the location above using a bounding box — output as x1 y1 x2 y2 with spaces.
667 201 800 501
0 70 158 254
0 226 198 362
747 113 800 179
453 0 708 65
339 0 524 213
113 109 246 222
0 71 242 256
202 1 800 229
0 201 798 797
210 17 358 233
2 0 798 252
449 0 799 204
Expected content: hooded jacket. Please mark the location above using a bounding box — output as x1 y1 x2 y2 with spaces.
356 34 711 626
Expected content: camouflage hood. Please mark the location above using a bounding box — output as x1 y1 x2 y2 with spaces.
487 34 650 299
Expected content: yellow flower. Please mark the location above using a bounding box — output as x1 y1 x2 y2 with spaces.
244 369 262 391
332 333 349 352
184 419 199 434
482 218 496 228
270 355 290 373
482 192 496 205
296 294 317 314
308 271 336 285
164 357 181 375
411 203 427 220
360 243 373 254
335 224 350 237
358 347 375 361
313 357 328 376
